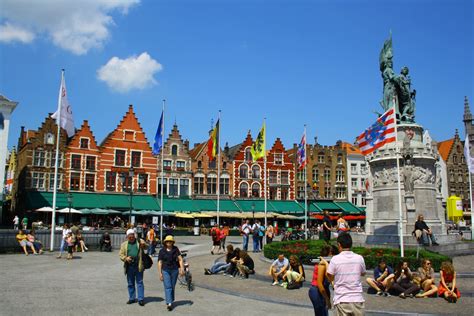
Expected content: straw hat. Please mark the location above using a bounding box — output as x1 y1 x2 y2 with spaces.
163 235 175 244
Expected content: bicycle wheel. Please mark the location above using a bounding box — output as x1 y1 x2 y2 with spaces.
177 273 187 286
186 271 194 291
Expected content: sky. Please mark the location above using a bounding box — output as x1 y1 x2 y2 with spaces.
0 0 472 152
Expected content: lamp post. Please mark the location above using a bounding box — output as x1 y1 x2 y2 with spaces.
251 202 255 222
67 192 73 224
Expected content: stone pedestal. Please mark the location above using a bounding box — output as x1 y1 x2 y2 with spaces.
364 123 446 245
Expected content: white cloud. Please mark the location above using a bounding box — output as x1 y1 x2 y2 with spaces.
0 22 35 43
97 52 163 93
0 0 139 55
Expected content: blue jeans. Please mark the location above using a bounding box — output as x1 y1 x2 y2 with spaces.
308 286 328 316
147 243 156 256
242 234 249 251
59 239 67 254
421 231 437 245
126 264 144 301
162 269 178 305
210 262 230 274
252 236 260 252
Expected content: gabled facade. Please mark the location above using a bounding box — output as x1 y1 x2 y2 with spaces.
156 124 192 197
12 116 68 212
342 142 368 207
266 138 295 200
189 139 232 198
64 120 100 192
97 105 157 194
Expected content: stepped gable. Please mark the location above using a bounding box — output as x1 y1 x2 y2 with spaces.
164 124 190 153
232 131 253 161
68 120 99 151
99 105 153 151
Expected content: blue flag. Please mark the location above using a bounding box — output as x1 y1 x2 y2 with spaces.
153 111 164 155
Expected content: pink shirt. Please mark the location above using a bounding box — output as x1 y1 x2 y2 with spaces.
327 250 366 305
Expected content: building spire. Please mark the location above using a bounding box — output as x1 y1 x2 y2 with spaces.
463 96 472 123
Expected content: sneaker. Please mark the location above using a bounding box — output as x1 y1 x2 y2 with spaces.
211 251 214 255
433 242 439 246
272 281 279 286
383 292 391 297
126 299 137 305
138 300 145 306
167 304 173 311
229 275 234 278
204 268 211 275
223 273 227 276
376 291 383 296
281 282 288 287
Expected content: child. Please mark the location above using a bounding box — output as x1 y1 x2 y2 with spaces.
66 232 74 260
438 261 460 303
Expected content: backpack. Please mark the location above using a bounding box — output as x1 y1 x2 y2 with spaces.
142 250 153 269
252 225 260 237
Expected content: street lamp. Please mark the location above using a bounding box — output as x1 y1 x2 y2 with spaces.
67 192 73 224
251 202 255 222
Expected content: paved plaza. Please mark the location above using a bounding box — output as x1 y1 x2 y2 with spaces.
1 236 473 316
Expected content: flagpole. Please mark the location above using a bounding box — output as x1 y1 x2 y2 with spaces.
217 110 221 226
466 135 474 240
393 97 405 257
304 125 308 240
50 69 64 252
469 169 473 240
263 118 267 246
160 99 165 242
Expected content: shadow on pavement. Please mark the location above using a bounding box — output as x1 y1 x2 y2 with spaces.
146 296 164 303
173 300 193 308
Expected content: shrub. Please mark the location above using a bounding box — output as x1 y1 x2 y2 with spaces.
264 240 450 271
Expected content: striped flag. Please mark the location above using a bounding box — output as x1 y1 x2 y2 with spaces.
152 111 164 155
297 133 306 169
207 119 219 160
356 108 396 155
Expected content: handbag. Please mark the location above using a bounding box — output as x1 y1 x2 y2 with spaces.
142 249 153 269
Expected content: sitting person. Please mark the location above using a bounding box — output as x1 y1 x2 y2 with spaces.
100 232 112 252
16 230 37 255
438 261 460 303
366 258 394 296
416 259 438 298
391 261 420 298
413 214 439 246
76 231 88 252
27 231 43 254
282 255 305 289
205 245 238 275
236 250 255 278
269 254 289 285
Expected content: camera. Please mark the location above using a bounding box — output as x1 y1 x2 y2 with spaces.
311 257 332 264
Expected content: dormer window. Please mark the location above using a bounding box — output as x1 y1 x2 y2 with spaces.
80 138 89 149
171 144 178 156
45 133 54 145
124 130 135 141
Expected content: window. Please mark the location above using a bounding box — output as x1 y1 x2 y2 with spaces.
223 161 227 169
297 186 305 199
85 174 95 191
453 155 457 164
269 171 278 184
169 178 179 196
337 154 343 164
245 147 252 162
163 160 172 170
252 183 260 197
281 188 288 200
171 145 178 156
131 151 141 167
352 194 358 205
106 172 116 191
361 196 367 206
179 179 189 196
281 171 289 184
220 177 229 195
71 154 81 169
251 165 260 179
70 172 80 191
336 169 344 182
351 178 358 188
297 171 304 181
458 171 463 183
86 156 96 171
449 170 455 182
351 163 357 174
208 159 216 169
239 165 248 178
120 172 132 192
48 173 62 191
324 187 331 198
176 161 185 171
45 133 55 145
33 150 46 167
115 150 126 166
80 138 89 149
31 172 45 190
336 187 346 199
240 183 248 197
312 168 319 182
197 161 202 169
194 176 204 194
324 169 331 182
124 130 134 141
207 176 217 194
138 174 148 192
274 153 283 165
318 153 324 163
158 178 168 195
270 187 277 199
50 152 64 168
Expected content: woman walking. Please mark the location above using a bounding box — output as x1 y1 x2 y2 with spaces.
158 235 184 311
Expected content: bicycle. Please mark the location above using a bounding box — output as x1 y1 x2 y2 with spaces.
177 250 194 291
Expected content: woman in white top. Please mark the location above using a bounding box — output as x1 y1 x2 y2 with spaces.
336 214 349 234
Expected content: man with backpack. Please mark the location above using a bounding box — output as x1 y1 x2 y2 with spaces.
241 219 251 251
251 220 260 253
258 221 265 251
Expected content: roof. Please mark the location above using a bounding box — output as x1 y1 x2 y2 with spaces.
227 142 243 160
189 142 206 160
437 138 454 162
341 142 362 155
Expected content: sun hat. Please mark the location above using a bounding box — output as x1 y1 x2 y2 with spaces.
163 235 175 244
126 229 135 236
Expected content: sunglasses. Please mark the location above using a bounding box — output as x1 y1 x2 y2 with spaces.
426 262 431 265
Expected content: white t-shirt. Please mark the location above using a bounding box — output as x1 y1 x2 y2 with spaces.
272 258 289 272
13 217 19 225
62 228 71 239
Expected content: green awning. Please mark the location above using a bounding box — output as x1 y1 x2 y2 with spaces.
162 198 198 212
315 201 342 211
269 200 304 214
195 199 217 212
218 200 241 212
334 201 364 214
308 202 323 213
234 200 276 213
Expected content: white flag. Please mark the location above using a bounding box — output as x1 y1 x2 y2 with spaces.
464 135 474 173
51 71 75 137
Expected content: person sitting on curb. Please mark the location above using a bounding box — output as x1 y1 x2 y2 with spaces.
269 254 289 286
205 244 238 275
413 214 439 246
416 259 438 298
282 255 305 289
236 250 255 279
27 231 43 254
100 232 112 252
391 260 420 298
366 258 394 296
16 229 37 255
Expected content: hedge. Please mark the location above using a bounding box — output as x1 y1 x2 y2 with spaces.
263 240 451 271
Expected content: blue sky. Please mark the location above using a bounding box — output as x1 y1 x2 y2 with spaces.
0 0 472 151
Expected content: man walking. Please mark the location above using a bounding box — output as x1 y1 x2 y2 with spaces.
327 233 366 316
251 220 260 252
241 219 251 251
322 210 332 242
13 215 19 230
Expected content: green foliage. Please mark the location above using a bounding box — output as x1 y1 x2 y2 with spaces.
264 240 451 271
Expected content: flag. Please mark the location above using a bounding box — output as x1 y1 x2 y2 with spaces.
207 119 219 160
153 111 164 155
51 71 75 137
5 149 16 198
251 122 266 161
356 108 396 155
297 133 306 169
464 135 474 173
